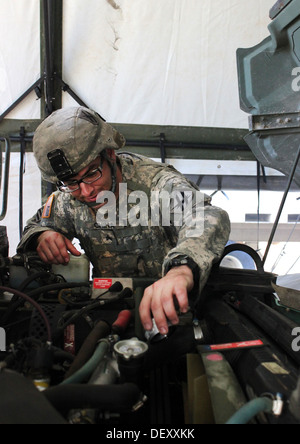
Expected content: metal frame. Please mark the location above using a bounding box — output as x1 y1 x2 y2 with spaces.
0 0 299 253
0 0 251 160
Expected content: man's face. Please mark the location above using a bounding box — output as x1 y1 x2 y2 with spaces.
67 151 116 208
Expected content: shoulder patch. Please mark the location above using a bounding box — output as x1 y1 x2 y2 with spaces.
42 194 55 219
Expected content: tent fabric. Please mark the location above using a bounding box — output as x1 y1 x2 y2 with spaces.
63 0 276 128
0 0 40 119
1 0 275 127
0 0 275 255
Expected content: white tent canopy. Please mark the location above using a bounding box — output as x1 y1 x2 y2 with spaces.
1 0 275 126
0 0 275 254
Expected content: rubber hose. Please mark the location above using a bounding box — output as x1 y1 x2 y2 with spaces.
60 340 109 385
18 271 53 292
0 286 52 343
226 397 273 424
27 281 90 298
44 383 141 414
63 320 110 380
1 271 56 324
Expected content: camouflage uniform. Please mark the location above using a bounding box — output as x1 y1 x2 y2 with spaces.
18 151 230 294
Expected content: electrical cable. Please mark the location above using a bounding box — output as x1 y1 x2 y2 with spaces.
57 287 132 332
59 281 123 307
1 271 68 324
18 271 55 292
26 281 90 299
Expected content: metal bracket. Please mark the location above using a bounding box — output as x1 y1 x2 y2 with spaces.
269 0 293 19
249 112 300 132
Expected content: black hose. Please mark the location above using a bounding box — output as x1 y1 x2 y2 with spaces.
1 274 80 325
26 282 90 298
43 383 142 414
0 286 52 343
63 320 110 380
57 287 133 332
52 348 75 364
1 271 53 324
18 271 55 292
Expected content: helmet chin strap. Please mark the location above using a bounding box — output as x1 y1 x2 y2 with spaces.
83 155 117 208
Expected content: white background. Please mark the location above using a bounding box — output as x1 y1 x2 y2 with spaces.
0 0 275 126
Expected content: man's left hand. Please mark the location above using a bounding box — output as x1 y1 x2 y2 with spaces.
139 265 194 335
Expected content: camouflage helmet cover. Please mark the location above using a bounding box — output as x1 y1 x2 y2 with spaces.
33 106 126 183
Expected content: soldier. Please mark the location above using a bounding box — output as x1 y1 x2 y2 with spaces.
18 106 230 336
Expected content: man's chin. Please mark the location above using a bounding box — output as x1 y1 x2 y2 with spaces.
85 201 105 209
75 197 104 209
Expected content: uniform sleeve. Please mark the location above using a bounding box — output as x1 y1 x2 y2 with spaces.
17 191 77 254
152 168 231 293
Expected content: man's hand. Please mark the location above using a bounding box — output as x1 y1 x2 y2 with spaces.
37 231 81 265
139 265 194 335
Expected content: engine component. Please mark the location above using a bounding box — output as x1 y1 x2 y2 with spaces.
0 243 298 424
114 338 148 361
144 318 174 343
0 369 67 424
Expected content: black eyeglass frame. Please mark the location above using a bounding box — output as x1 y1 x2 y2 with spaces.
57 157 103 193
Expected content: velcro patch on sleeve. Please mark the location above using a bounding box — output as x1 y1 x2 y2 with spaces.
42 194 55 219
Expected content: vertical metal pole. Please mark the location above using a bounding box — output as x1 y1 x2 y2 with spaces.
0 139 11 222
43 0 54 116
160 133 166 163
40 0 63 118
19 127 26 238
40 0 63 201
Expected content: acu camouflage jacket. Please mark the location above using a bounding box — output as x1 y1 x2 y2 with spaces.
18 152 231 293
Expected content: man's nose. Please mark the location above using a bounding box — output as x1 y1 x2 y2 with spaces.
79 182 94 196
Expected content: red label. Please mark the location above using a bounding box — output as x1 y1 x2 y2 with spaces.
64 324 75 355
210 340 264 351
93 278 113 289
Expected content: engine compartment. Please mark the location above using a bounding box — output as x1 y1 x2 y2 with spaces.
0 242 299 425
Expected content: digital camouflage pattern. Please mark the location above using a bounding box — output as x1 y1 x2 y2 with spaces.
33 107 126 184
18 152 231 295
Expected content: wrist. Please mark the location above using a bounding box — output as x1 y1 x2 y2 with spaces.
37 231 48 244
166 265 194 291
28 232 48 250
164 255 200 284
167 264 193 277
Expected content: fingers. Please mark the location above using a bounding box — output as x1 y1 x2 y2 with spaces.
37 231 81 265
139 270 192 335
65 237 82 257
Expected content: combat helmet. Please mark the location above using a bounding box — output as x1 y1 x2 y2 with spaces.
33 106 126 184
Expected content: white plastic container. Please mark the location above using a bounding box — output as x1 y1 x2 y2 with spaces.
52 254 90 283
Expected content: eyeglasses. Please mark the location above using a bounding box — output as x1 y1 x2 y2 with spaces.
58 158 103 193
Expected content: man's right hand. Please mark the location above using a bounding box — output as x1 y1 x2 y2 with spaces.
37 231 81 265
